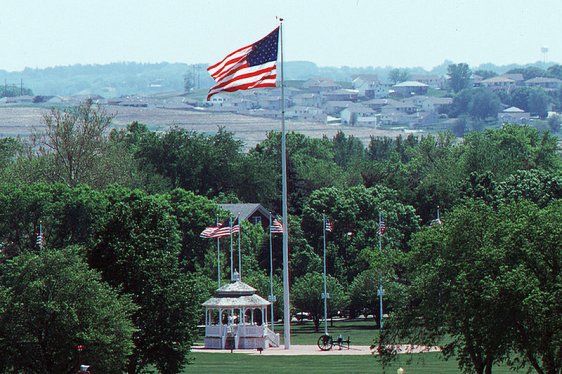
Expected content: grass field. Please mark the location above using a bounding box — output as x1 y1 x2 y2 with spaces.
189 319 525 373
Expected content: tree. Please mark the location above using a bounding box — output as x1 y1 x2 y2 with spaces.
33 99 115 187
506 66 546 80
461 125 560 181
0 182 106 258
450 88 500 119
332 130 364 169
388 68 410 84
0 247 136 374
473 70 497 80
382 201 516 374
468 88 501 120
134 126 245 196
448 63 472 93
301 185 420 282
90 188 200 374
381 200 562 374
291 272 348 332
510 87 550 118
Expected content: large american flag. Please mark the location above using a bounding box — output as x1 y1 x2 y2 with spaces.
207 27 279 100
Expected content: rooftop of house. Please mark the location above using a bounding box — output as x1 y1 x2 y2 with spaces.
393 81 429 88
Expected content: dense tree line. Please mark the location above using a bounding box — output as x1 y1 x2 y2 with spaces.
446 63 562 134
0 101 559 373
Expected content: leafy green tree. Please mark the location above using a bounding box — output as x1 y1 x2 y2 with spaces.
506 66 546 80
510 87 550 118
134 126 245 197
292 272 348 332
450 88 500 119
461 125 560 180
332 130 365 169
382 201 516 374
0 183 105 258
348 269 378 318
301 185 420 282
165 188 221 272
473 70 498 80
448 63 472 93
32 99 115 187
0 84 33 97
498 201 561 374
528 88 550 118
243 270 284 322
468 88 501 120
90 188 200 374
0 247 136 374
382 200 562 374
495 169 561 207
250 131 344 214
388 68 410 84
547 114 561 133
0 137 23 169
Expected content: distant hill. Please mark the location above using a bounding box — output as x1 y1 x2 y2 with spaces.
0 60 554 97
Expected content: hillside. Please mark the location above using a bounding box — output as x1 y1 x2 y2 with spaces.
0 61 553 97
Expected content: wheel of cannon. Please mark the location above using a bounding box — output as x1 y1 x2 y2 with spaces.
317 334 333 351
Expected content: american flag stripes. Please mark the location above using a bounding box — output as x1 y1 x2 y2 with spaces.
200 225 219 238
378 216 386 236
270 218 284 234
200 218 240 239
325 219 333 233
207 27 279 100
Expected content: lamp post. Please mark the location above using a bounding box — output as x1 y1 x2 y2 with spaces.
75 345 85 371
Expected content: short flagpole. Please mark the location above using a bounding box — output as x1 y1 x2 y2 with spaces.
269 213 275 333
215 217 221 288
229 216 234 281
237 213 242 280
279 18 291 349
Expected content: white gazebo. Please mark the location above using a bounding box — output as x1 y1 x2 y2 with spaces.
202 272 280 350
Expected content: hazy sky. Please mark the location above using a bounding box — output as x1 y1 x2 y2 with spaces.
1 0 560 72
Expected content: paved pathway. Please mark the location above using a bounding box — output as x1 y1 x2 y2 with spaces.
192 344 441 356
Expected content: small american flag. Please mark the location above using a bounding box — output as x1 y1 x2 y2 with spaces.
270 218 284 234
200 225 219 238
325 219 333 233
211 218 240 238
207 27 279 100
378 216 386 236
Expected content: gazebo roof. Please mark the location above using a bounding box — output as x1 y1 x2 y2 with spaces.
215 280 256 297
202 294 270 308
202 275 270 308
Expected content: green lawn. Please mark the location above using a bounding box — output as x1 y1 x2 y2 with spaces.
190 319 526 373
186 352 520 374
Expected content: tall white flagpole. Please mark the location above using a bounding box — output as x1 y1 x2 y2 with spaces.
322 214 329 336
279 18 291 349
378 212 384 330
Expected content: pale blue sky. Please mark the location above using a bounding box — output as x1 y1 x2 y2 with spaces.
1 0 560 72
